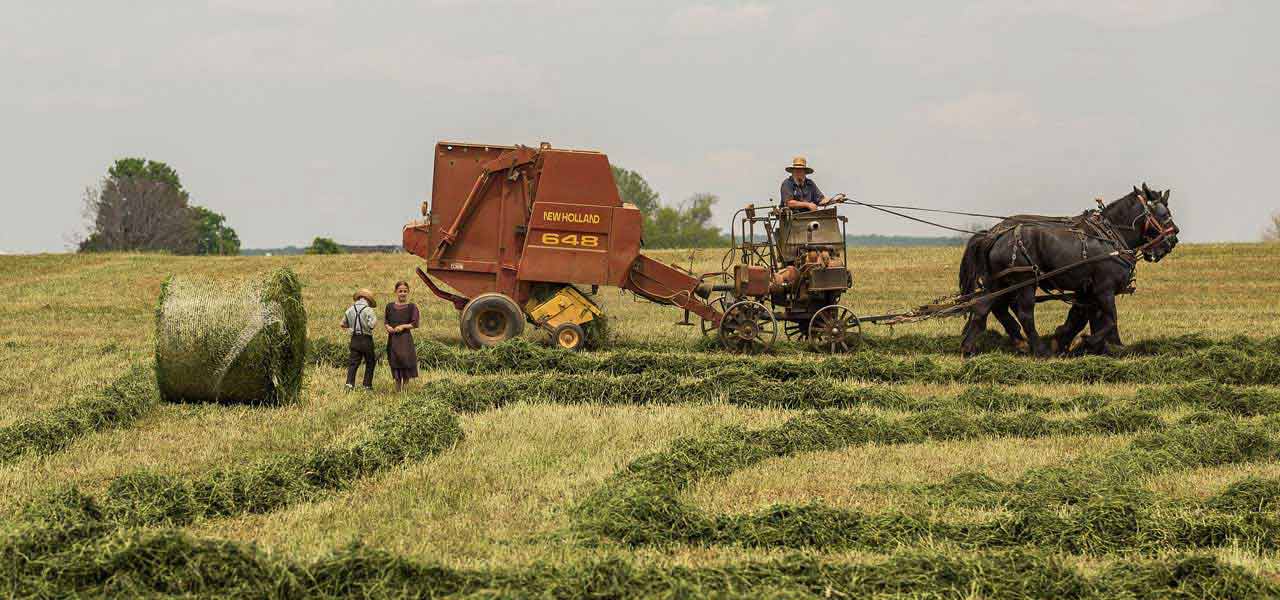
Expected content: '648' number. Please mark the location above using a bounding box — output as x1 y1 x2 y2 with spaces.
541 233 600 247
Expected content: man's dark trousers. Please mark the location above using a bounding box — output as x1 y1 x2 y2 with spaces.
347 334 376 388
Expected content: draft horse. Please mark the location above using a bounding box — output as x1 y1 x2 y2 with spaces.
958 183 1179 357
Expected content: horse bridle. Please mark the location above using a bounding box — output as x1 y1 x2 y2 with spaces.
1130 191 1179 257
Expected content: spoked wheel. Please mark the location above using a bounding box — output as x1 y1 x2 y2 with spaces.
719 300 778 353
808 305 861 353
784 320 809 341
699 296 730 337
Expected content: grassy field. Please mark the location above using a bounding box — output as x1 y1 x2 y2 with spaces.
2 243 1280 597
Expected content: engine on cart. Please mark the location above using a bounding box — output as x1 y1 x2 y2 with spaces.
703 205 861 353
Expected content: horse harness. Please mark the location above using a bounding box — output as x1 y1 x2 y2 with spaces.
979 207 1147 301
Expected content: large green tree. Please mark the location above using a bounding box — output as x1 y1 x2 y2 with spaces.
108 158 186 196
610 164 660 215
80 158 194 253
78 176 195 253
610 164 727 249
192 206 241 255
643 193 729 249
79 158 240 255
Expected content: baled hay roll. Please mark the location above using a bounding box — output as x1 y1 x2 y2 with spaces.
155 268 307 404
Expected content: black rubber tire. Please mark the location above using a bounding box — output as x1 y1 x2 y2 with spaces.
552 322 587 351
460 293 525 349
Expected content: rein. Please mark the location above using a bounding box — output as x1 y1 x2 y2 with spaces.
833 198 989 235
832 191 1176 259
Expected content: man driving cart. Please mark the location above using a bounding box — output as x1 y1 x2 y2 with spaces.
780 156 844 212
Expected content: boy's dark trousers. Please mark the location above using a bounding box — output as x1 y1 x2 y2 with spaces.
346 334 376 388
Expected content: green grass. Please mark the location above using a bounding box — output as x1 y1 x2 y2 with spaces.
0 365 157 465
2 245 1280 595
6 501 1276 599
313 337 1280 385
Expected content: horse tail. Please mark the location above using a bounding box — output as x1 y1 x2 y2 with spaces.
959 233 989 296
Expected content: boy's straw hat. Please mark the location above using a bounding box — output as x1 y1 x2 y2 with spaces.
353 288 377 307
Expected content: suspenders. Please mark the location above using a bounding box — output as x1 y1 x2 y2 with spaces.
350 304 369 336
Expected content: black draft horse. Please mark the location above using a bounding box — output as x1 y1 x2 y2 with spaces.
958 184 1179 357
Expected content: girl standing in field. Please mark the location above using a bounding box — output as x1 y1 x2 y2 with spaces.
385 280 420 392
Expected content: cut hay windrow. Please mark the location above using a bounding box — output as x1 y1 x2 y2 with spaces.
77 394 460 527
350 331 1279 358
575 415 1279 552
156 268 307 404
573 406 1173 546
445 378 1167 441
860 332 1280 358
699 489 1280 554
433 370 1280 417
2 492 1276 599
1134 380 1280 416
434 370 912 413
1121 333 1280 357
0 365 157 465
310 338 1280 385
869 427 1280 514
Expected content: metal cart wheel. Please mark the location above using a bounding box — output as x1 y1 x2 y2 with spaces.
699 295 729 337
719 300 778 353
808 305 861 353
784 320 809 341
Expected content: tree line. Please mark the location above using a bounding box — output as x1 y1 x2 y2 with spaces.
78 158 726 256
69 156 1280 251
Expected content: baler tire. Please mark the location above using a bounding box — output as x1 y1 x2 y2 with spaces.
460 293 525 349
552 323 587 351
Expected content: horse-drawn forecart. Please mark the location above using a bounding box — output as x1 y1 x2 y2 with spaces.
403 141 1179 355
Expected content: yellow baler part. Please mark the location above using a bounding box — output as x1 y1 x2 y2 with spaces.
526 286 603 331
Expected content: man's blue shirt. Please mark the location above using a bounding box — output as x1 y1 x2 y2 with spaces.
780 177 824 210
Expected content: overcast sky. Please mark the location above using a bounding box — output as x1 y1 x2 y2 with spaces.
1 1 1276 252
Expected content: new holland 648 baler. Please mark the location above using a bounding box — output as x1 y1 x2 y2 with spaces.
404 141 861 352
403 142 728 351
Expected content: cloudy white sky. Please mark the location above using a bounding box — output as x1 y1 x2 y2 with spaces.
1 1 1276 252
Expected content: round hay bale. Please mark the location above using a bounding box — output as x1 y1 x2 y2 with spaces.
155 268 307 404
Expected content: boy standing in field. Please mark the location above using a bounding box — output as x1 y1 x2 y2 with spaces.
341 289 378 390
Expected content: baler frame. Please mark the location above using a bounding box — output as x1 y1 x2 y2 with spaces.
404 141 724 351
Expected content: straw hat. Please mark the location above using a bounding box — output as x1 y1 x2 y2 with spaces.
353 288 377 307
785 156 814 174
